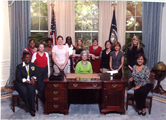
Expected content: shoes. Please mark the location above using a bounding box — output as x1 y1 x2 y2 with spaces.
30 110 35 117
138 111 142 115
142 111 146 116
142 109 146 116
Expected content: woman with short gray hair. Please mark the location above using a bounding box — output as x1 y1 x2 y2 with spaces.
75 50 93 73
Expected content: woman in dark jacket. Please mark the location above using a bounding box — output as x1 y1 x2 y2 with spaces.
127 36 144 88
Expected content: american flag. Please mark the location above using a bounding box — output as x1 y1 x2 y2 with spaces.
50 7 57 45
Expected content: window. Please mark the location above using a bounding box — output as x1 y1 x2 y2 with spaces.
75 0 99 49
126 2 142 41
30 0 48 38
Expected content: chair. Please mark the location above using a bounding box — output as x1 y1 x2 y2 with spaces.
12 79 38 112
126 72 155 114
70 55 91 73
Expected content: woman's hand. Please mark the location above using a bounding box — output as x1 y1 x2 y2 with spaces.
100 68 103 72
60 65 65 70
128 65 133 71
91 54 95 60
129 77 133 82
134 85 142 90
110 68 114 71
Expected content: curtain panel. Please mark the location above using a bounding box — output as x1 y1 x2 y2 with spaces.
48 1 75 44
98 1 126 48
6 1 31 86
142 2 163 69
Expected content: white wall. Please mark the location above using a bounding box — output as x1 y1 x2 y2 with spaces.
0 1 11 87
160 3 166 90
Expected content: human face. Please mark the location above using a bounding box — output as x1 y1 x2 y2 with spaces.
57 37 63 45
24 54 31 65
106 42 111 49
38 44 44 52
133 38 139 46
82 53 87 61
29 40 35 49
93 40 98 46
77 40 82 46
47 41 52 47
115 45 120 51
137 56 144 66
67 38 72 45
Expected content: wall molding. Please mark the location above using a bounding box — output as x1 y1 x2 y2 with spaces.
1 60 10 87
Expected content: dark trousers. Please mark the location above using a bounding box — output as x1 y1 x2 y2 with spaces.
15 81 35 111
36 66 48 103
134 84 151 110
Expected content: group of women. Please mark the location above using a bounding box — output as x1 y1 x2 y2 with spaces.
21 35 151 116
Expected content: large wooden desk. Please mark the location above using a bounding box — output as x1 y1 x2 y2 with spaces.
44 73 125 115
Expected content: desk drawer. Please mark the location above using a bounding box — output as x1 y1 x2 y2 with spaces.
47 96 66 102
104 83 124 89
47 102 67 110
68 82 102 89
46 83 65 89
46 89 66 96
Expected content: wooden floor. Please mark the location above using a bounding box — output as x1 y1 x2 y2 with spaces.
1 87 13 92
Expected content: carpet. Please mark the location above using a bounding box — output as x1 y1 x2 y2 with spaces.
1 96 166 120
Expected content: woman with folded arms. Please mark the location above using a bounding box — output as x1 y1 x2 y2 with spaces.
52 35 69 75
129 53 151 116
110 42 124 74
44 38 53 74
75 50 93 74
100 40 112 73
88 38 102 73
31 43 50 103
21 39 37 61
73 38 84 56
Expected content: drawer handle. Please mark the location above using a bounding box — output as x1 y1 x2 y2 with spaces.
112 84 117 88
53 91 58 95
54 97 59 101
53 84 58 87
93 84 97 87
73 84 78 87
54 105 58 108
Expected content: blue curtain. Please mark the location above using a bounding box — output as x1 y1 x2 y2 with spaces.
6 1 31 86
142 2 163 69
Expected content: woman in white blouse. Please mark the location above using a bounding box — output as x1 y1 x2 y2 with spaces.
52 35 69 75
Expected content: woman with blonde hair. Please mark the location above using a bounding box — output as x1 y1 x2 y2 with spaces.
73 38 84 56
127 36 144 89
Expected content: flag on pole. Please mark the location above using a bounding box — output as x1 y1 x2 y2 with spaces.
109 8 118 44
50 7 57 45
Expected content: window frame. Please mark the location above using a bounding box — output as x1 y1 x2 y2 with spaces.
30 0 48 36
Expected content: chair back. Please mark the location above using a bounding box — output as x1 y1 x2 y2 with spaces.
70 55 91 73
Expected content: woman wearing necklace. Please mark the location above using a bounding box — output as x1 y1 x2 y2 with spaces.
88 38 102 73
110 42 124 74
75 50 93 73
129 53 151 116
21 39 37 61
44 38 53 74
73 38 84 56
100 40 112 73
31 43 50 103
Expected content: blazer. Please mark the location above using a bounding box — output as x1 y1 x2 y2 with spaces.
16 62 37 83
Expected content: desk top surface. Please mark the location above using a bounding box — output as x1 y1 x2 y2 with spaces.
45 73 125 83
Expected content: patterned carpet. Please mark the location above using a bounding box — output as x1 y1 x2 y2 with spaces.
1 87 166 120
